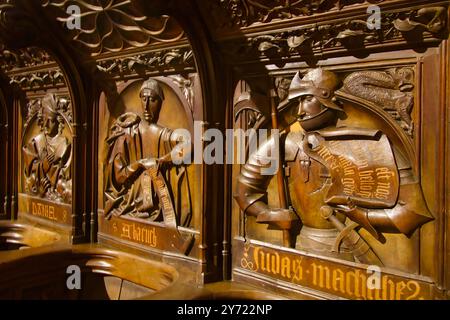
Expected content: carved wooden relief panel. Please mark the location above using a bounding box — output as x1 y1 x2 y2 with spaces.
97 74 202 260
22 94 72 203
0 46 75 228
18 93 73 226
232 60 440 298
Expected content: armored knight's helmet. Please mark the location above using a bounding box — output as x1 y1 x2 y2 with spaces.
288 68 343 112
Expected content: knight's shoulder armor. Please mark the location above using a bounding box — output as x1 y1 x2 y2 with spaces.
285 131 305 162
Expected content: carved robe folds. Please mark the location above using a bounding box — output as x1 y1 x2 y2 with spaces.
104 112 177 220
23 132 72 203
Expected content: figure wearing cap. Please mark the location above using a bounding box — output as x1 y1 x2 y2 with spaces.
234 68 433 263
23 93 72 203
105 78 189 221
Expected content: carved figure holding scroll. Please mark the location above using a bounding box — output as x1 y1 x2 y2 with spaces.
105 79 189 222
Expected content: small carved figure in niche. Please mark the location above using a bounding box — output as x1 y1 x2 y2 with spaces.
234 68 433 264
105 79 189 222
23 93 72 203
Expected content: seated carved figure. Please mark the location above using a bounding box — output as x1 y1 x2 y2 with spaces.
22 93 72 203
234 68 433 264
105 79 188 221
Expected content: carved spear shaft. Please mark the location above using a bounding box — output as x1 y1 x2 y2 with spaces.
270 90 293 248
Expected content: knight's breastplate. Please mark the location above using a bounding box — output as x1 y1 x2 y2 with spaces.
287 134 334 229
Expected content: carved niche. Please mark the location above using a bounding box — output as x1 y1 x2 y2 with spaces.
98 76 199 255
21 93 73 204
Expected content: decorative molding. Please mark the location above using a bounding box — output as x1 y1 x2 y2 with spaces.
0 47 55 73
218 0 386 27
220 6 448 64
9 68 66 91
96 47 195 79
41 0 186 56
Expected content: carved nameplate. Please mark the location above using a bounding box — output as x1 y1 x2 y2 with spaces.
98 213 194 255
18 193 71 225
234 240 434 300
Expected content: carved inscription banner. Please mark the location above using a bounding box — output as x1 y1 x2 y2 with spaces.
98 212 194 255
18 194 71 225
234 240 435 300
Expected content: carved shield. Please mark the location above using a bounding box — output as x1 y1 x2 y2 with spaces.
305 131 400 209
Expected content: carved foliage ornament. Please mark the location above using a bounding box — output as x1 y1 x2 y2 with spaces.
224 6 447 61
218 0 385 27
0 47 54 73
41 0 185 55
9 69 66 91
96 47 195 78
